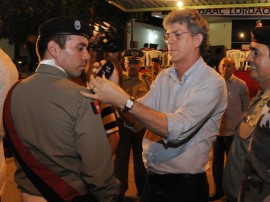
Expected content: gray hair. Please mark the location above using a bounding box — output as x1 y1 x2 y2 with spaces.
163 9 209 56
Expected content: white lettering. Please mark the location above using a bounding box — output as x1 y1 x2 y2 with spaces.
263 8 270 14
248 8 255 14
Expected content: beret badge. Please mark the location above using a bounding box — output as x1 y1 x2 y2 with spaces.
74 20 81 30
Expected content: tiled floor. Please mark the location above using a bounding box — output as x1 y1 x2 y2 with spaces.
2 148 225 202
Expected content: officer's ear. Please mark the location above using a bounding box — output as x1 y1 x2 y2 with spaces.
47 40 59 58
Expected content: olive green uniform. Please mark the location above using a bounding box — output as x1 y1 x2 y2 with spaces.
11 64 118 202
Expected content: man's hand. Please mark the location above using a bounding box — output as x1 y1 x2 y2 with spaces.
92 60 119 84
81 74 130 109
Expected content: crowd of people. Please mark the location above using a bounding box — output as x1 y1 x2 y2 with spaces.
1 8 270 202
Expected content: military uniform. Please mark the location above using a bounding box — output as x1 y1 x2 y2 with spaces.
115 49 150 198
223 90 265 201
238 27 270 202
12 64 118 201
239 91 270 202
9 16 118 202
223 26 270 202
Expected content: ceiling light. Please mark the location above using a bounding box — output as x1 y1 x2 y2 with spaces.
177 1 183 9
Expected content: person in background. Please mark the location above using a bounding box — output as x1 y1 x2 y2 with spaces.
141 43 150 51
209 57 250 201
0 48 19 202
8 16 118 202
115 49 151 201
82 8 227 202
223 26 270 202
151 57 161 80
141 57 161 83
255 20 263 28
238 26 270 202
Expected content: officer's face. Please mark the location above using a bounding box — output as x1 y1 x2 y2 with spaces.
126 59 141 76
54 35 89 77
218 58 235 80
247 42 270 90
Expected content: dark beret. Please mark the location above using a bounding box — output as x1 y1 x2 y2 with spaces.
122 49 144 60
251 26 270 45
39 16 90 39
152 57 161 63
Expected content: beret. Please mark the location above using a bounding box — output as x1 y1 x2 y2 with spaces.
122 49 144 60
39 16 90 39
152 57 161 63
251 26 270 45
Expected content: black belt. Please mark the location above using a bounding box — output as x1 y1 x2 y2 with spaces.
147 170 206 180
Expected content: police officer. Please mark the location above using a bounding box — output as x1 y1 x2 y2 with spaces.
115 49 150 201
151 57 162 80
8 16 119 202
238 29 270 202
141 57 161 83
223 27 270 202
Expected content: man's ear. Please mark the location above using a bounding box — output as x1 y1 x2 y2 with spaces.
47 40 58 58
193 33 203 48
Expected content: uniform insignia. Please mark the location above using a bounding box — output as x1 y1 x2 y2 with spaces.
90 100 101 114
74 20 81 30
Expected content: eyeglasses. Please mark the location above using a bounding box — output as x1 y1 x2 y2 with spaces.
163 31 190 43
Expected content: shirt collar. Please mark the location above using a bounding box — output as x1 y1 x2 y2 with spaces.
226 75 235 83
168 57 205 83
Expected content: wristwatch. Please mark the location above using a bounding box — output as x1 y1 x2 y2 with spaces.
121 97 135 113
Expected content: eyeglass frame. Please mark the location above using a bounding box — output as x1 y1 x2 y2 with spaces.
163 30 191 43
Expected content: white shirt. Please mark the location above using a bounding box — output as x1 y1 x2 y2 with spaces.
0 48 19 140
140 57 228 174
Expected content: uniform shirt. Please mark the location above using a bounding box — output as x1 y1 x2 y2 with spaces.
120 72 151 99
242 90 270 200
139 57 227 174
70 76 119 135
0 48 18 140
11 64 118 202
219 75 250 136
223 90 266 200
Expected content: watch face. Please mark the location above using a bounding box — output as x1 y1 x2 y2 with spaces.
126 99 134 108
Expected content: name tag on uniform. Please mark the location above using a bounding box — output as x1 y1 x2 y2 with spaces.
239 118 254 140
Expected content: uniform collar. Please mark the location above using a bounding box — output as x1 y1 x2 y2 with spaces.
37 59 67 76
35 62 68 78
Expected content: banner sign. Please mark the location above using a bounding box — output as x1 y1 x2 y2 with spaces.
198 7 270 16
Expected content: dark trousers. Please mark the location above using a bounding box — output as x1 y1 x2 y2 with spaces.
114 120 146 195
140 171 209 202
212 135 234 195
